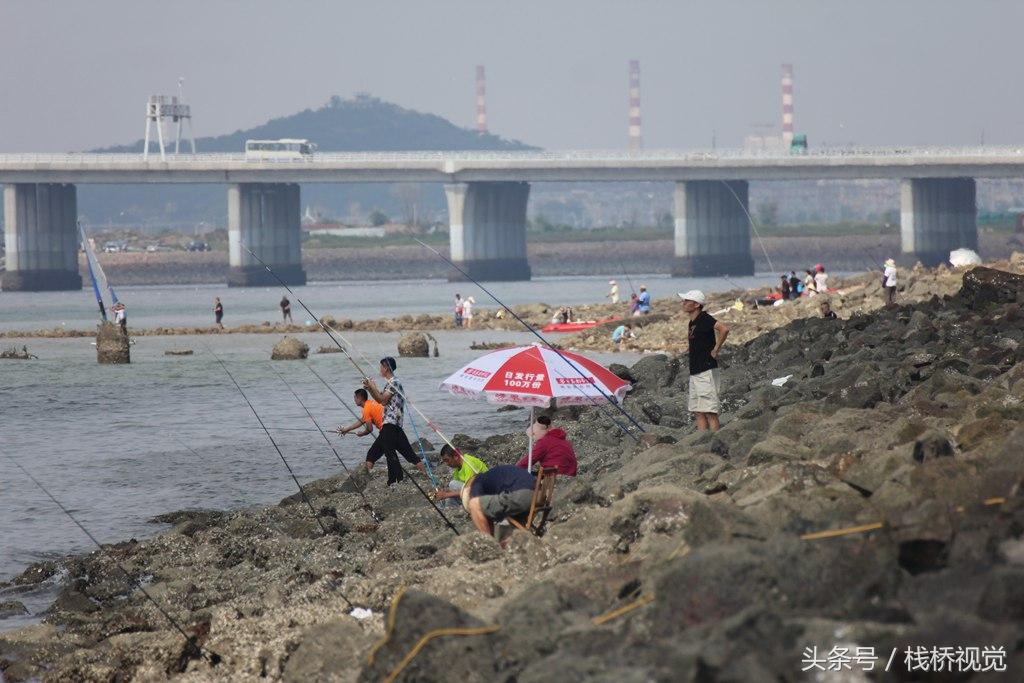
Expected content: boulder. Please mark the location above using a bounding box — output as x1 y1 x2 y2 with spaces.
270 337 309 360
397 332 430 357
96 321 130 364
959 266 1024 307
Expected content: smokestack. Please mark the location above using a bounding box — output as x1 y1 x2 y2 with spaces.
476 65 487 135
781 63 794 147
629 59 642 152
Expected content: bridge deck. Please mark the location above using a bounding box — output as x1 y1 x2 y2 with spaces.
1 147 1024 183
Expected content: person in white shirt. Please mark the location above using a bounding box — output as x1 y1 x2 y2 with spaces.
608 280 620 304
883 258 898 306
814 264 829 294
463 296 475 328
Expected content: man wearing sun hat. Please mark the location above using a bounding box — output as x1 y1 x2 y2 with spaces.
608 280 620 304
883 258 898 306
678 290 729 431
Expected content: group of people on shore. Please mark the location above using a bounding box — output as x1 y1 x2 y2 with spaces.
334 355 579 543
608 280 653 317
453 293 477 328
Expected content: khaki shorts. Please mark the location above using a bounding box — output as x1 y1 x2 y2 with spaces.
688 369 721 414
477 489 535 523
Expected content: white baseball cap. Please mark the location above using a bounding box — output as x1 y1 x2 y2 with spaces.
678 290 706 305
609 280 616 284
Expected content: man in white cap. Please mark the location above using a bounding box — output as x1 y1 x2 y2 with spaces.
883 258 898 306
679 290 729 431
608 280 620 304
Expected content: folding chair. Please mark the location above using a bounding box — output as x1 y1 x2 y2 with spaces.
507 467 558 537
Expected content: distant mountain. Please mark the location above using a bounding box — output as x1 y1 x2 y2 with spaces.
80 95 535 230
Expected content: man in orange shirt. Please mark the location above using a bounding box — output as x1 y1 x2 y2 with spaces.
336 388 383 437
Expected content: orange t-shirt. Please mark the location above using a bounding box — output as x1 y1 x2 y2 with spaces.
362 399 384 430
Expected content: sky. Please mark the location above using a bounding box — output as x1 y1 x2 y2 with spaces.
1 0 1022 153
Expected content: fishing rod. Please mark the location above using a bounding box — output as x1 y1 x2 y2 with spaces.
617 256 638 297
243 245 469 458
268 364 382 523
413 238 646 437
719 180 775 274
204 344 331 537
306 363 460 535
7 455 222 666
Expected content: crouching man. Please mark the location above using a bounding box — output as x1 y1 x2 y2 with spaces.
461 465 536 541
433 444 489 507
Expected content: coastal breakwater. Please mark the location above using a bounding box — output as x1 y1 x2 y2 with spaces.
2 266 1024 680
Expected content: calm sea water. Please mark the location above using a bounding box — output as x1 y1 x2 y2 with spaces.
0 272 776 632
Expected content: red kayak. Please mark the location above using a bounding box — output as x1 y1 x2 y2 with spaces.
541 317 619 333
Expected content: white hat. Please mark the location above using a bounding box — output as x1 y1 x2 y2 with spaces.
884 258 896 268
609 280 616 284
678 290 706 305
467 296 476 304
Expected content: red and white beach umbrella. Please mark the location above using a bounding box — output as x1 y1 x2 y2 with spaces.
439 344 631 407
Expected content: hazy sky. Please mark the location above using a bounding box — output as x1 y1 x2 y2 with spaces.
1 0 1022 153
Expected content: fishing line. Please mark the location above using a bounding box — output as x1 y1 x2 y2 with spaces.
618 257 638 297
243 245 467 456
306 364 460 535
719 180 775 274
203 343 329 535
6 455 222 666
413 238 646 437
268 364 382 523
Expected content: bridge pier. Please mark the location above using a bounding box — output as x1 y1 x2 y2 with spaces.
900 178 977 266
445 181 531 282
671 180 755 277
227 183 306 287
1 183 82 291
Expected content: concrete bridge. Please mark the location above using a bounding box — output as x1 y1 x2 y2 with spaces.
1 147 1020 290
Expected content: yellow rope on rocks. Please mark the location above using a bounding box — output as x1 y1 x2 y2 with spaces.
591 593 655 626
802 495 1011 541
800 522 885 541
383 625 501 683
367 585 408 665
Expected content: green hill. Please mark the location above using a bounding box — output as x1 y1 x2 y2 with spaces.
80 94 535 230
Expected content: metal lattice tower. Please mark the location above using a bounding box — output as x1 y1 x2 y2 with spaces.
476 66 488 135
629 60 642 152
781 64 794 148
143 78 196 160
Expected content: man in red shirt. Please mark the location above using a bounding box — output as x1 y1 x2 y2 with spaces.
516 415 577 476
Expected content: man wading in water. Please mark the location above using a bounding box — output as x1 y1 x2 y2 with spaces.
679 290 729 431
362 357 428 485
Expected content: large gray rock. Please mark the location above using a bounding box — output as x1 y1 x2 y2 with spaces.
959 266 1024 307
397 332 430 357
271 336 309 360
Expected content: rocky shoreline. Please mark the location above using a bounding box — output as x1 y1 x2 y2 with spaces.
3 266 1024 681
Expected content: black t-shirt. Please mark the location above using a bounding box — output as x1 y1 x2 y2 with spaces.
688 310 719 375
823 310 837 319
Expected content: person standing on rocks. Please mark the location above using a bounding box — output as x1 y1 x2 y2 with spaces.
779 275 791 301
433 444 488 507
280 296 293 323
814 264 829 294
608 280 620 304
463 297 475 329
517 415 578 476
883 258 898 306
213 297 224 329
112 302 128 336
680 290 728 431
363 356 428 484
454 294 464 327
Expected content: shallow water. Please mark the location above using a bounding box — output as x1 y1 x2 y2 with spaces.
0 272 778 632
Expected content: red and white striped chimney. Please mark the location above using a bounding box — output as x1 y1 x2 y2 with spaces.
628 59 642 152
781 63 794 147
475 65 488 135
